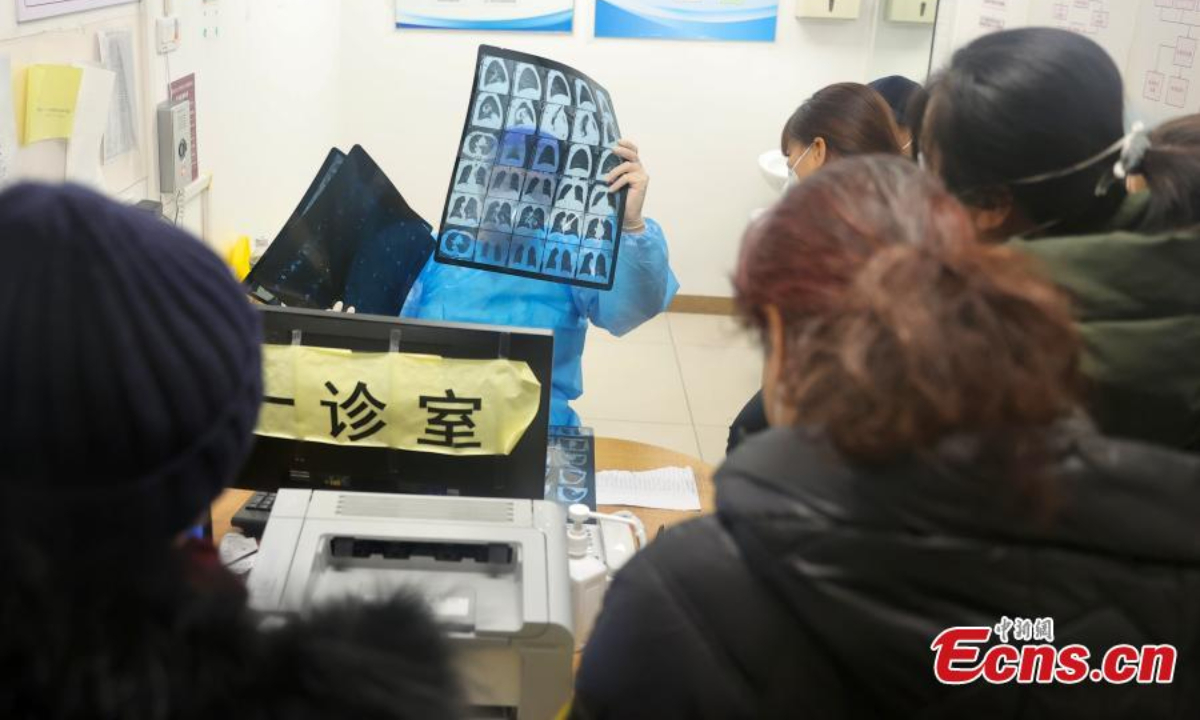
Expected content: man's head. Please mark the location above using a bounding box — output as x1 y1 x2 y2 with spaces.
0 184 262 543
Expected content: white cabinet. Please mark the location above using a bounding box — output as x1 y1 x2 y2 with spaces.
886 0 937 24
795 0 861 20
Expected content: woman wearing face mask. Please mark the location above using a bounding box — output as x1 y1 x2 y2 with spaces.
915 28 1200 450
570 156 1200 719
781 82 905 186
729 82 905 453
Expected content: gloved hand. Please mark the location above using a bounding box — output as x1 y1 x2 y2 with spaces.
606 138 650 233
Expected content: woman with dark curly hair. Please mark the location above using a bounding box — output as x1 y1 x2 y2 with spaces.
570 156 1200 719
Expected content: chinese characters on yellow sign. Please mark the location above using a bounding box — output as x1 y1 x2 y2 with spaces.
257 345 542 456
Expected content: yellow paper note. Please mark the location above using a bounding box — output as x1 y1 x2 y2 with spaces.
256 345 542 456
390 354 542 457
258 344 299 439
24 64 82 144
295 347 395 446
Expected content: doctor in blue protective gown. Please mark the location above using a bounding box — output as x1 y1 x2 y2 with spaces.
401 139 679 427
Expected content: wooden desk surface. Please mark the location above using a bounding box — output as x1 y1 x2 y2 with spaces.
211 438 715 543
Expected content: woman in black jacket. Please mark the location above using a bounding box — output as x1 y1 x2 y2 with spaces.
571 157 1200 719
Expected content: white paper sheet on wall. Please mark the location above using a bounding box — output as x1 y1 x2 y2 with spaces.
950 0 1032 48
0 56 17 189
1025 0 1139 71
64 65 116 189
97 30 139 163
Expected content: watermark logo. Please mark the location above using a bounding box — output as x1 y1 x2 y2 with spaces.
932 618 1177 685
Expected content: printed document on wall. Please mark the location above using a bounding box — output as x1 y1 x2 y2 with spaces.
24 64 83 145
0 56 17 188
1026 0 1138 69
64 65 115 189
16 0 135 23
595 0 779 42
950 0 1032 48
98 30 139 163
1126 0 1200 126
396 0 573 32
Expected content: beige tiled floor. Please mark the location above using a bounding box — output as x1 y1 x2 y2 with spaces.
576 312 763 467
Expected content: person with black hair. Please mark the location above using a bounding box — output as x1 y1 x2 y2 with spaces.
0 183 461 720
916 28 1200 451
868 75 926 155
1126 113 1200 232
780 82 904 188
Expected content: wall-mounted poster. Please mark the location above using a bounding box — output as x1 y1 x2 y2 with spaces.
434 47 626 291
16 0 137 23
395 0 573 32
594 0 778 42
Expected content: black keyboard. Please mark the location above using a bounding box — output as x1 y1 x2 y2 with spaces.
232 491 276 539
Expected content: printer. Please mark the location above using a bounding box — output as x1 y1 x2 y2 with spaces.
249 489 573 719
237 308 574 719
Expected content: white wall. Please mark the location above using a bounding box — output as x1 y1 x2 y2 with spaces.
148 0 343 247
337 0 933 297
4 0 932 294
0 2 151 198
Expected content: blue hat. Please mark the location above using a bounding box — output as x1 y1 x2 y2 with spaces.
0 183 262 540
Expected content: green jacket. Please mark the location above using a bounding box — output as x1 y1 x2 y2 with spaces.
1012 193 1200 450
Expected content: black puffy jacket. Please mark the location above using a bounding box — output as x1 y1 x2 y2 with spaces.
572 426 1200 719
0 538 461 720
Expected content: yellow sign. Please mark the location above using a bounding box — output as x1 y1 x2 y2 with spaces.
257 345 542 456
24 64 82 144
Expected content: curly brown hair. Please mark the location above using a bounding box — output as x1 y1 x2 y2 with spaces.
735 156 1082 468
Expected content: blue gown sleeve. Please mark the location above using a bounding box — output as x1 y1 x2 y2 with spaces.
572 218 679 337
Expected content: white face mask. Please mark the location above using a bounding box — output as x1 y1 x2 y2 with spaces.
784 144 815 191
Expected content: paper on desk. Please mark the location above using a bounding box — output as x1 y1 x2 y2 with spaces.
65 65 115 188
0 56 16 188
24 64 82 144
596 467 701 511
98 29 139 163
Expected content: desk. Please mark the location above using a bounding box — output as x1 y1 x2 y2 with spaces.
211 438 715 543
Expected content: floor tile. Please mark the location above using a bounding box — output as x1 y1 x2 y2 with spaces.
676 344 762 427
695 424 731 466
589 314 672 345
575 341 692 424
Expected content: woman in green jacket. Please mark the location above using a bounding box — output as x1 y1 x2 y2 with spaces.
916 28 1200 451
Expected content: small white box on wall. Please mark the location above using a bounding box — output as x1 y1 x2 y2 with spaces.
886 0 937 24
795 0 861 20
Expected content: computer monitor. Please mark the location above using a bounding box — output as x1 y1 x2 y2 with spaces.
235 306 553 499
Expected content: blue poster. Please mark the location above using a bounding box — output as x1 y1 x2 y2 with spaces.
595 0 778 41
396 0 573 32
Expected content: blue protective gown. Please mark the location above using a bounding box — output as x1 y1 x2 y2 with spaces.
401 219 679 426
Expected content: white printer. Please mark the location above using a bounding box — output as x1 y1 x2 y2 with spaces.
249 489 574 719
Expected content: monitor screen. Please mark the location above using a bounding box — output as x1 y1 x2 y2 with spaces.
235 306 553 500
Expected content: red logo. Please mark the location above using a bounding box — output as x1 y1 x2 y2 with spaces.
932 619 1176 686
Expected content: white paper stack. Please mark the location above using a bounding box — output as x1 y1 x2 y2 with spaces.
596 467 701 511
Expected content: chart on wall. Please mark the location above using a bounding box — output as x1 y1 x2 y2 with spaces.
1126 0 1200 125
1026 0 1139 68
434 47 627 291
395 0 573 32
949 0 1032 48
594 0 778 41
15 0 136 23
